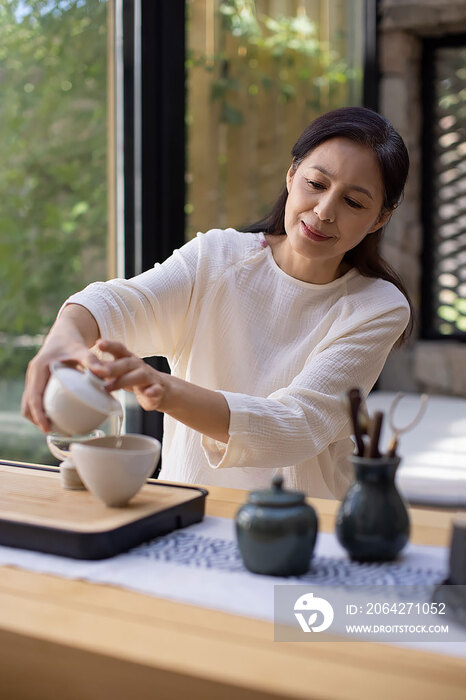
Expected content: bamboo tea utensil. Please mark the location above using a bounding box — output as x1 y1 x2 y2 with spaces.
365 410 384 458
347 388 365 457
386 392 429 458
356 399 371 437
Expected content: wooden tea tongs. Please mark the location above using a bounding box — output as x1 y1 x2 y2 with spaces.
346 388 366 457
386 392 429 458
365 410 384 458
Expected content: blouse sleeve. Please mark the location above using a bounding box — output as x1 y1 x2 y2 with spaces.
201 301 410 470
61 235 202 360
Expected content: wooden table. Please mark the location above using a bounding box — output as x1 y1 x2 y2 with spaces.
0 462 465 700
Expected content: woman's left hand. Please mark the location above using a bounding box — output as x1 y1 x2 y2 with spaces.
94 339 168 412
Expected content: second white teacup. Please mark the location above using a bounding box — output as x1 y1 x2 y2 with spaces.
70 434 161 507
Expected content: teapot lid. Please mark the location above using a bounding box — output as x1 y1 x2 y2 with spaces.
50 362 122 416
248 475 305 507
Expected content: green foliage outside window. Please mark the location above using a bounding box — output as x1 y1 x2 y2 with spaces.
187 0 359 127
0 0 108 378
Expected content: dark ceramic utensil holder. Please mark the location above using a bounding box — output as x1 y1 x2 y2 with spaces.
235 475 318 577
336 456 410 562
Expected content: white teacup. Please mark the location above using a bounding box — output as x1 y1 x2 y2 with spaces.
70 434 161 507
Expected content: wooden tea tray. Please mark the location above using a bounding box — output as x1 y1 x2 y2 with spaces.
0 462 207 560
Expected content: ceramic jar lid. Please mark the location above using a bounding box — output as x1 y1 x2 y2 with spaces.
50 362 121 415
248 475 305 507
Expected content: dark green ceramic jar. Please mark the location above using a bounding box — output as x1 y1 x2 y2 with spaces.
235 475 318 576
336 456 410 562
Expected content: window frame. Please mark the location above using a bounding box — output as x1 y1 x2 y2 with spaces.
421 33 466 341
119 0 186 444
363 0 380 112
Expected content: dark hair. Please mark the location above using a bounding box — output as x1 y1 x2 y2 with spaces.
244 106 413 342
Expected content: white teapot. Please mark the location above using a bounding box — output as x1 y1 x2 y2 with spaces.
44 361 123 436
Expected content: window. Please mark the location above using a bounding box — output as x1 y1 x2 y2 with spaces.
185 0 365 240
0 0 111 463
422 36 466 339
1 0 367 466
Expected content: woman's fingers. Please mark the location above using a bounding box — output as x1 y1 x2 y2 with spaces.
96 338 131 359
91 339 138 381
85 351 106 372
91 339 166 411
134 382 165 410
143 384 163 397
107 371 165 412
104 371 146 392
102 356 141 377
104 363 157 391
93 343 157 388
21 358 52 432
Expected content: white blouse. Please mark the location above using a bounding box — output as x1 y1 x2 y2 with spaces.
65 229 410 499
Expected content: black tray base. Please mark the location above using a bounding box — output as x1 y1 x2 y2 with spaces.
0 462 208 560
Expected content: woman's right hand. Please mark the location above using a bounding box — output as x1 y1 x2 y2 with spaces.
21 304 101 433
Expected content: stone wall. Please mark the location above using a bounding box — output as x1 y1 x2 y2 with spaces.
377 0 466 396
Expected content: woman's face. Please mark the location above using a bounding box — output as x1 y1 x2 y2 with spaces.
282 137 391 283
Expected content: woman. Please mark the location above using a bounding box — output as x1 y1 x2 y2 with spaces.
22 106 411 499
